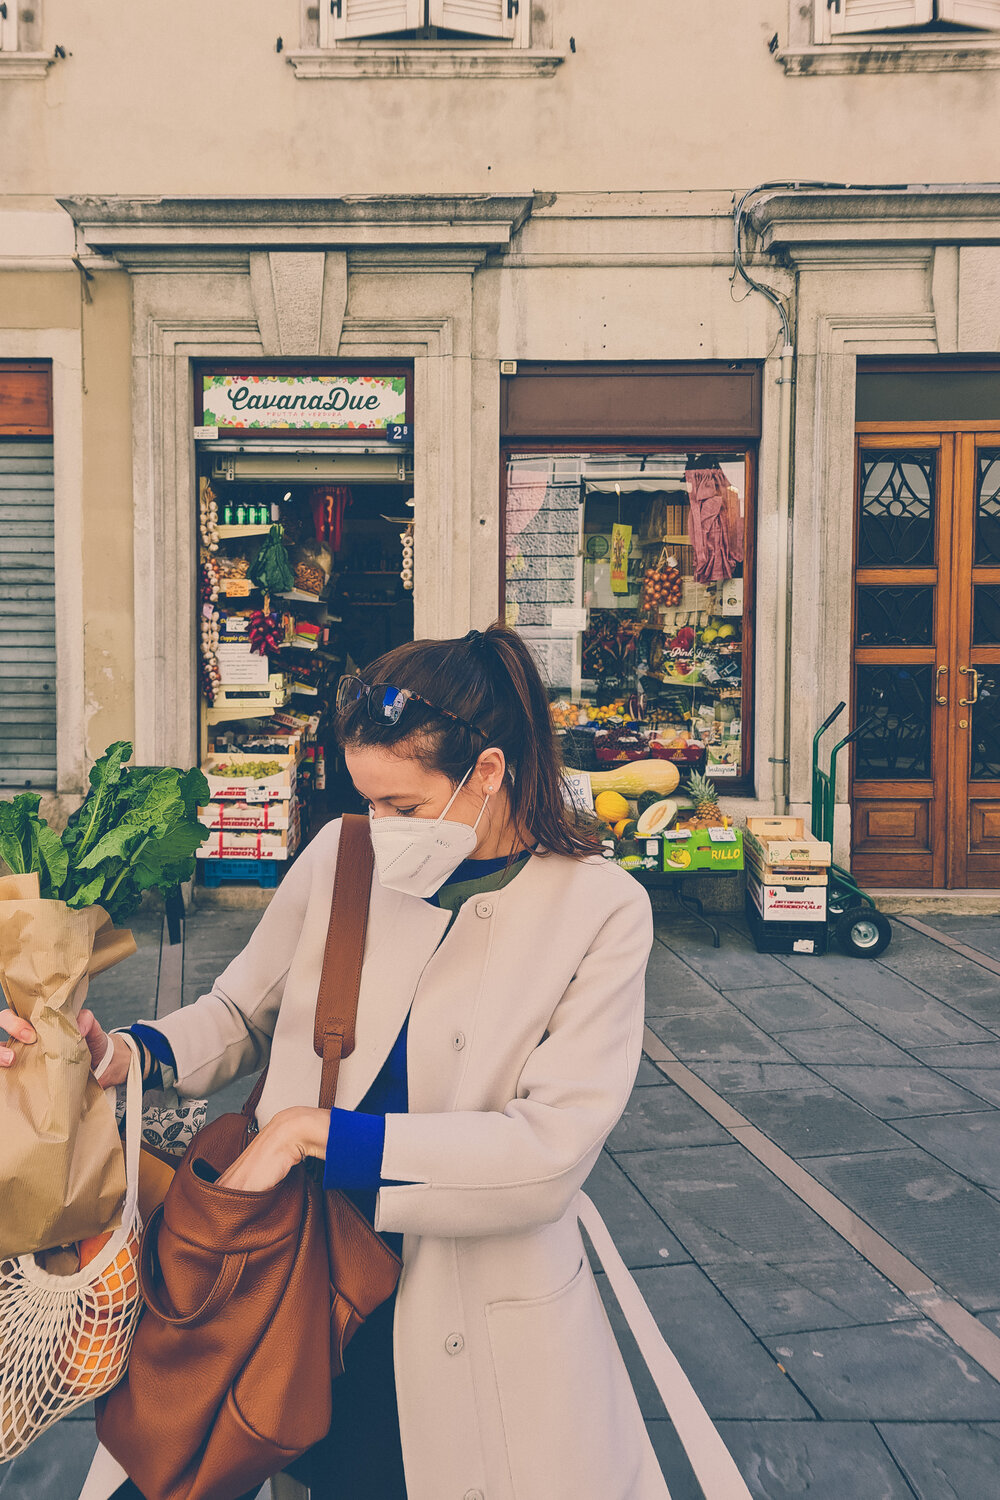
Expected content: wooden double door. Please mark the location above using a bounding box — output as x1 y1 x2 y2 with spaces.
851 426 1000 889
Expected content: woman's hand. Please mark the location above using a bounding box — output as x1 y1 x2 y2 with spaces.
215 1107 330 1193
0 1009 36 1068
0 1007 130 1087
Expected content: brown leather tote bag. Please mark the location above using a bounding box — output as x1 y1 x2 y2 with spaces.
97 816 402 1500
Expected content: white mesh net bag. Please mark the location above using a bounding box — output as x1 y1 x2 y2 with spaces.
0 1036 143 1462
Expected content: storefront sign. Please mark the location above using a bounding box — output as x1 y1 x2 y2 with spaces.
610 524 632 594
200 374 408 433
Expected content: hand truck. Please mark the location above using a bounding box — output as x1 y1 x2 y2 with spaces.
812 702 893 959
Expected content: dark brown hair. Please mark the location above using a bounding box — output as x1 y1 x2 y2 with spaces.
336 622 599 858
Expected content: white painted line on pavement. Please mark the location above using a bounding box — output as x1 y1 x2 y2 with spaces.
642 1024 1000 1386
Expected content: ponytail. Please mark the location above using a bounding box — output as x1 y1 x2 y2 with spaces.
336 622 600 858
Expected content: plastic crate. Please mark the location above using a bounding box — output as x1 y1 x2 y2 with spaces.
200 858 281 889
744 893 827 956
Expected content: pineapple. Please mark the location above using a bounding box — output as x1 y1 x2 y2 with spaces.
679 770 727 830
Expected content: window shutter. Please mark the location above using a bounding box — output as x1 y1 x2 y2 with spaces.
325 0 423 44
0 440 56 789
0 0 19 52
829 0 933 34
428 0 517 39
935 0 1000 26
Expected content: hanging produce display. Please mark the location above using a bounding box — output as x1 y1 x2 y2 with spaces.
248 525 295 595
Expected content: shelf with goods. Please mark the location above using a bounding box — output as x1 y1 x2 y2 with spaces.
197 480 339 881
547 481 747 784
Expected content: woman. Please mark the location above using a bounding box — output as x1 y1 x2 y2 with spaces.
2 623 667 1500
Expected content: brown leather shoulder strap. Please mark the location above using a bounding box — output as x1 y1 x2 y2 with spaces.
312 813 374 1109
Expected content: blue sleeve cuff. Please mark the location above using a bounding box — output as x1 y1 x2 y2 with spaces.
323 1108 387 1192
130 1024 177 1070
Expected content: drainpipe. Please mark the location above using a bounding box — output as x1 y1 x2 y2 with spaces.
732 181 844 816
771 341 795 815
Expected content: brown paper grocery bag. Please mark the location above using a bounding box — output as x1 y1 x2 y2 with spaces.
0 873 137 1258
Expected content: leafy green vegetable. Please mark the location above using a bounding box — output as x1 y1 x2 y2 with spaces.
249 525 294 594
0 745 210 922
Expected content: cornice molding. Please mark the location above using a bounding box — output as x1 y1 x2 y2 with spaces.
777 38 1000 76
0 52 56 79
750 189 1000 255
58 195 537 269
287 46 563 79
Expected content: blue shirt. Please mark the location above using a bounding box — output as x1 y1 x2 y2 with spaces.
132 852 530 1223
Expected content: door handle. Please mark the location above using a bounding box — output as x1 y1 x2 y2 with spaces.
935 665 948 705
959 666 979 706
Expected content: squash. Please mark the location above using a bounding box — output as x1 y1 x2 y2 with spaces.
568 759 680 800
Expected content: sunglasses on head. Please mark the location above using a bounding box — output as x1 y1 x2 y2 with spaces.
335 675 486 737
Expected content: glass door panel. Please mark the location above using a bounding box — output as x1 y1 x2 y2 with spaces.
851 437 949 890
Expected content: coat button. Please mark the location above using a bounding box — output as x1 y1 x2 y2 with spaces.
475 899 493 919
452 1031 466 1050
464 1491 484 1500
445 1332 464 1354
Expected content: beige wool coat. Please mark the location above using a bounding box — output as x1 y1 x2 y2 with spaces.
148 820 670 1500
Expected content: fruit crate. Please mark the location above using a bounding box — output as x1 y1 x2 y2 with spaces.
201 857 281 889
744 893 827 956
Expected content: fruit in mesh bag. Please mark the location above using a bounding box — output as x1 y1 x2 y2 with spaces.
55 1229 140 1397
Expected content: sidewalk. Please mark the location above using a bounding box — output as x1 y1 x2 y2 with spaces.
5 902 1000 1498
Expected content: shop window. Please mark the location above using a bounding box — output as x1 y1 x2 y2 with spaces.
503 451 754 790
321 0 528 47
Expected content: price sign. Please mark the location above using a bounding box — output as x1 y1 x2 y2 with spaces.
707 827 738 843
225 579 252 598
245 785 270 805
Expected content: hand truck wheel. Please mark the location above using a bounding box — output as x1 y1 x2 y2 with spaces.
834 905 892 959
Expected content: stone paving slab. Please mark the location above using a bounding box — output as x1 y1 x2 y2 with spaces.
911 915 1000 961
714 1420 915 1500
620 1144 857 1268
687 1061 821 1093
643 937 726 1016
877 1420 1000 1500
766 1321 1000 1421
807 1148 1000 1311
892 1110 1000 1191
702 1257 917 1338
86 912 163 1032
771 1023 914 1067
718 983 856 1034
596 1264 812 1420
812 1063 990 1120
0 1413 97 1499
582 1151 691 1268
633 1056 664 1086
935 1066 1000 1108
874 942 1000 1029
607 1082 732 1153
912 1040 1000 1067
728 1085 907 1157
647 1007 795 1063
781 952 998 1048
654 923 795 992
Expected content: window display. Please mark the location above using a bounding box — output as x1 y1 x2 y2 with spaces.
504 451 753 785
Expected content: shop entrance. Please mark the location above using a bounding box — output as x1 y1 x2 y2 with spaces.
850 426 1000 889
192 363 414 885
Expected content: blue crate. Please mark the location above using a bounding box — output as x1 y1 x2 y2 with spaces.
200 857 280 888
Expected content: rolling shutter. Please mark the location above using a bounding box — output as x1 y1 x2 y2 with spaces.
829 0 933 33
935 0 1000 25
0 440 56 788
428 0 516 38
325 0 423 43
